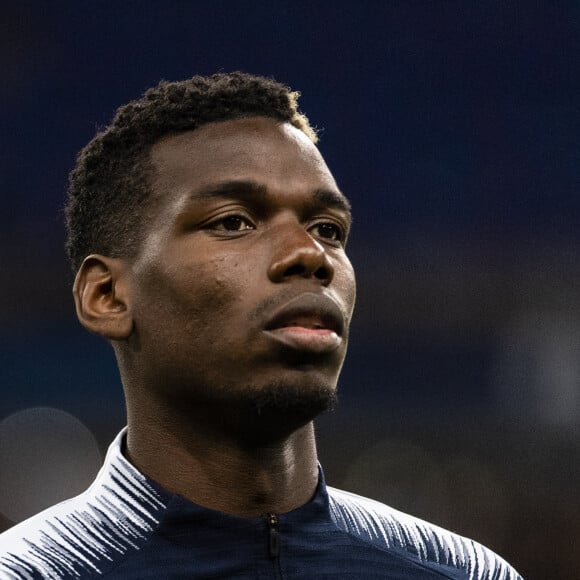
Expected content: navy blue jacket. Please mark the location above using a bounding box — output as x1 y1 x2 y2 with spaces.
0 430 522 579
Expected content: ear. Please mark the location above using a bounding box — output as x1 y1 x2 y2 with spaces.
73 255 133 340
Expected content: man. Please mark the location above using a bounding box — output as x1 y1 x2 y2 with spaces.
0 73 521 578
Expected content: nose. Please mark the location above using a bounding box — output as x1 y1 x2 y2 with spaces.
268 224 334 286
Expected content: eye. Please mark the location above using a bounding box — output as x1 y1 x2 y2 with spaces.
210 215 255 232
310 222 345 244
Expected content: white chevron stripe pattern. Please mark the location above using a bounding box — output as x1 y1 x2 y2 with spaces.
0 430 522 579
328 487 522 580
0 429 167 579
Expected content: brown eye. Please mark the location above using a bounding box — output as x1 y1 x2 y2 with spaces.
311 222 344 243
216 215 254 231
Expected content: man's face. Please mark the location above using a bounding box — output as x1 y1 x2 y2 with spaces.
126 117 356 421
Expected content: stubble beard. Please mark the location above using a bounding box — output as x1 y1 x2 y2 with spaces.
230 379 338 441
142 364 340 442
185 378 339 441
248 379 337 419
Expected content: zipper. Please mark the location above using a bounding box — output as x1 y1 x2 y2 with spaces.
266 513 279 558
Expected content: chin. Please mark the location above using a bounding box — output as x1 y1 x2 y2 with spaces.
244 378 338 425
158 371 339 440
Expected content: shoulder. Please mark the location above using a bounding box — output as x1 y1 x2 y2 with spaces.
0 431 168 579
0 494 104 579
327 486 522 580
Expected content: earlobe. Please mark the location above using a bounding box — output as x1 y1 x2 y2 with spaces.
73 255 133 340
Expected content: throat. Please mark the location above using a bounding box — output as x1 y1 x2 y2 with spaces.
125 415 320 517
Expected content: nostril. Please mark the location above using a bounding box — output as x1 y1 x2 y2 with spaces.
314 267 330 281
283 264 306 277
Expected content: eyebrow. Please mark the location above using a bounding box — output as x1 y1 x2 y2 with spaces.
192 179 352 214
312 188 352 213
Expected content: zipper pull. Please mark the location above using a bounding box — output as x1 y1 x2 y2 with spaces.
266 513 279 558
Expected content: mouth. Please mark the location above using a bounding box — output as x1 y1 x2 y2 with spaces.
263 293 345 354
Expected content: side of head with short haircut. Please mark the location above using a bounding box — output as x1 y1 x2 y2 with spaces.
65 72 317 272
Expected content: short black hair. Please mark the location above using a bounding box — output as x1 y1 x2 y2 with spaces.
65 72 317 272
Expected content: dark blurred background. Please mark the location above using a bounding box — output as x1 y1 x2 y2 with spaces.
1 2 579 577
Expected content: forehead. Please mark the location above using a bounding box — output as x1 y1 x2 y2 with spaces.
149 117 341 200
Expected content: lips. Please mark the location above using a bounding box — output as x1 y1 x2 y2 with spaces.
264 293 344 335
263 293 345 354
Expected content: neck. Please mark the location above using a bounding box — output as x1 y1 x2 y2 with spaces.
124 398 320 517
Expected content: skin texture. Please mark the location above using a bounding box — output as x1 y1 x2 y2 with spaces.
73 117 356 517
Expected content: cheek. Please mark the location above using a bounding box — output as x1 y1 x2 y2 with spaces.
134 254 245 334
199 255 253 309
180 261 244 325
335 257 357 317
